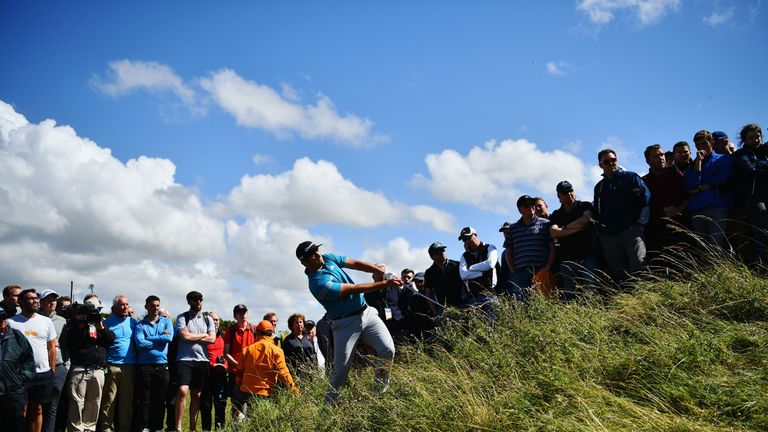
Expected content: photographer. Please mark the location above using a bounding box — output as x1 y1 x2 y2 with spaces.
65 297 115 432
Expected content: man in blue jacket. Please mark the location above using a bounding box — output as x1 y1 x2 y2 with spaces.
99 295 137 432
134 295 173 432
594 149 651 281
684 130 734 249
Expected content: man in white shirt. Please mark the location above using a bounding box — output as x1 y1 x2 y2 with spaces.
8 288 57 432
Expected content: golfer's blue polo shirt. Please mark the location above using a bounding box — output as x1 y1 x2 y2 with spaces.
307 254 366 320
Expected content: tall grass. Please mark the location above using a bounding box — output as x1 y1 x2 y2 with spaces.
228 245 768 431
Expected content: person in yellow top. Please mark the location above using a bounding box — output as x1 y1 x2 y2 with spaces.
236 320 298 411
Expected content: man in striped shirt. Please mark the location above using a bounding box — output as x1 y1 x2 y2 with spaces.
503 195 556 302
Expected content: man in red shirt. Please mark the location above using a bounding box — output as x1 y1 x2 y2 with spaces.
642 144 689 256
223 304 255 419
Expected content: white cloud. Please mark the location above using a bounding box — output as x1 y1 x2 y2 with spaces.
577 0 680 26
200 69 387 147
0 99 334 327
358 237 434 276
703 8 735 26
223 157 456 232
413 139 592 213
251 154 273 165
91 60 203 115
546 61 568 76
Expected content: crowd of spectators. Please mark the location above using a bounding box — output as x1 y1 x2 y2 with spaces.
0 124 765 430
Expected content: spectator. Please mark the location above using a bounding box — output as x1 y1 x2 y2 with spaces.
534 197 550 219
458 227 499 321
364 266 406 342
99 296 137 432
1 284 21 318
0 308 36 432
664 151 675 168
173 291 216 432
713 131 735 155
684 130 734 249
315 314 333 374
223 304 255 420
733 123 768 264
134 295 173 432
38 289 69 432
201 312 228 431
56 296 72 317
8 288 57 432
424 242 466 314
236 320 298 413
503 195 556 301
402 272 435 340
263 312 286 349
296 241 401 404
304 320 325 370
283 313 317 378
673 141 693 174
549 181 600 298
642 145 689 255
65 296 114 432
594 149 651 281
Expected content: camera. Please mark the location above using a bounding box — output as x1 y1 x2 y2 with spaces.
215 356 226 365
71 302 103 324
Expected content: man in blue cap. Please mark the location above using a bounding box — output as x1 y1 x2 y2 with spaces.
296 241 402 404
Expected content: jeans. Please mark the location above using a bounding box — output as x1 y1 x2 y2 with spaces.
558 256 600 300
599 224 646 281
690 207 730 250
463 294 498 324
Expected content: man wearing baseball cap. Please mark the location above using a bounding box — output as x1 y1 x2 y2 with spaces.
549 181 600 298
296 241 402 404
457 227 499 321
39 289 69 432
423 241 466 313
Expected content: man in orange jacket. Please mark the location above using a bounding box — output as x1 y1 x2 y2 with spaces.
235 320 298 414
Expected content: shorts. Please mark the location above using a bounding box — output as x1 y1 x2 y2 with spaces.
26 370 57 405
175 361 209 390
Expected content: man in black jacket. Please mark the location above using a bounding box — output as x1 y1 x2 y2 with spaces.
1 308 36 432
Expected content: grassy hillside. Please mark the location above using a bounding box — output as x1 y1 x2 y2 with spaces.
232 251 768 431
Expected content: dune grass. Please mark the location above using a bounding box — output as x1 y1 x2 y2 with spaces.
227 248 768 431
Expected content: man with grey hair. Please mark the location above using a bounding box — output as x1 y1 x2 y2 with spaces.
99 295 136 432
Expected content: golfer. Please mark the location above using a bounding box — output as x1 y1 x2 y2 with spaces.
296 241 401 404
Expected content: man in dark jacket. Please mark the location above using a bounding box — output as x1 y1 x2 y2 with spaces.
66 299 115 432
0 308 36 432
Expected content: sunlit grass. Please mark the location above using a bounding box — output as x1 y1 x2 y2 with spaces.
217 239 768 431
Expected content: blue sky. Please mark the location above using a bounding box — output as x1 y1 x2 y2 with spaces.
1 0 765 326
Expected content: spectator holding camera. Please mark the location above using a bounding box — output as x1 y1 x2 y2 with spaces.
66 296 115 432
134 295 173 432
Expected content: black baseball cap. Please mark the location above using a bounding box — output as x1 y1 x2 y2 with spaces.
498 221 511 232
428 241 447 256
556 180 574 194
458 226 477 241
296 241 322 260
233 304 248 314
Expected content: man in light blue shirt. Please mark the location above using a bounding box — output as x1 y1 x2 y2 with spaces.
134 295 173 432
297 241 402 404
99 295 136 432
173 291 215 431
